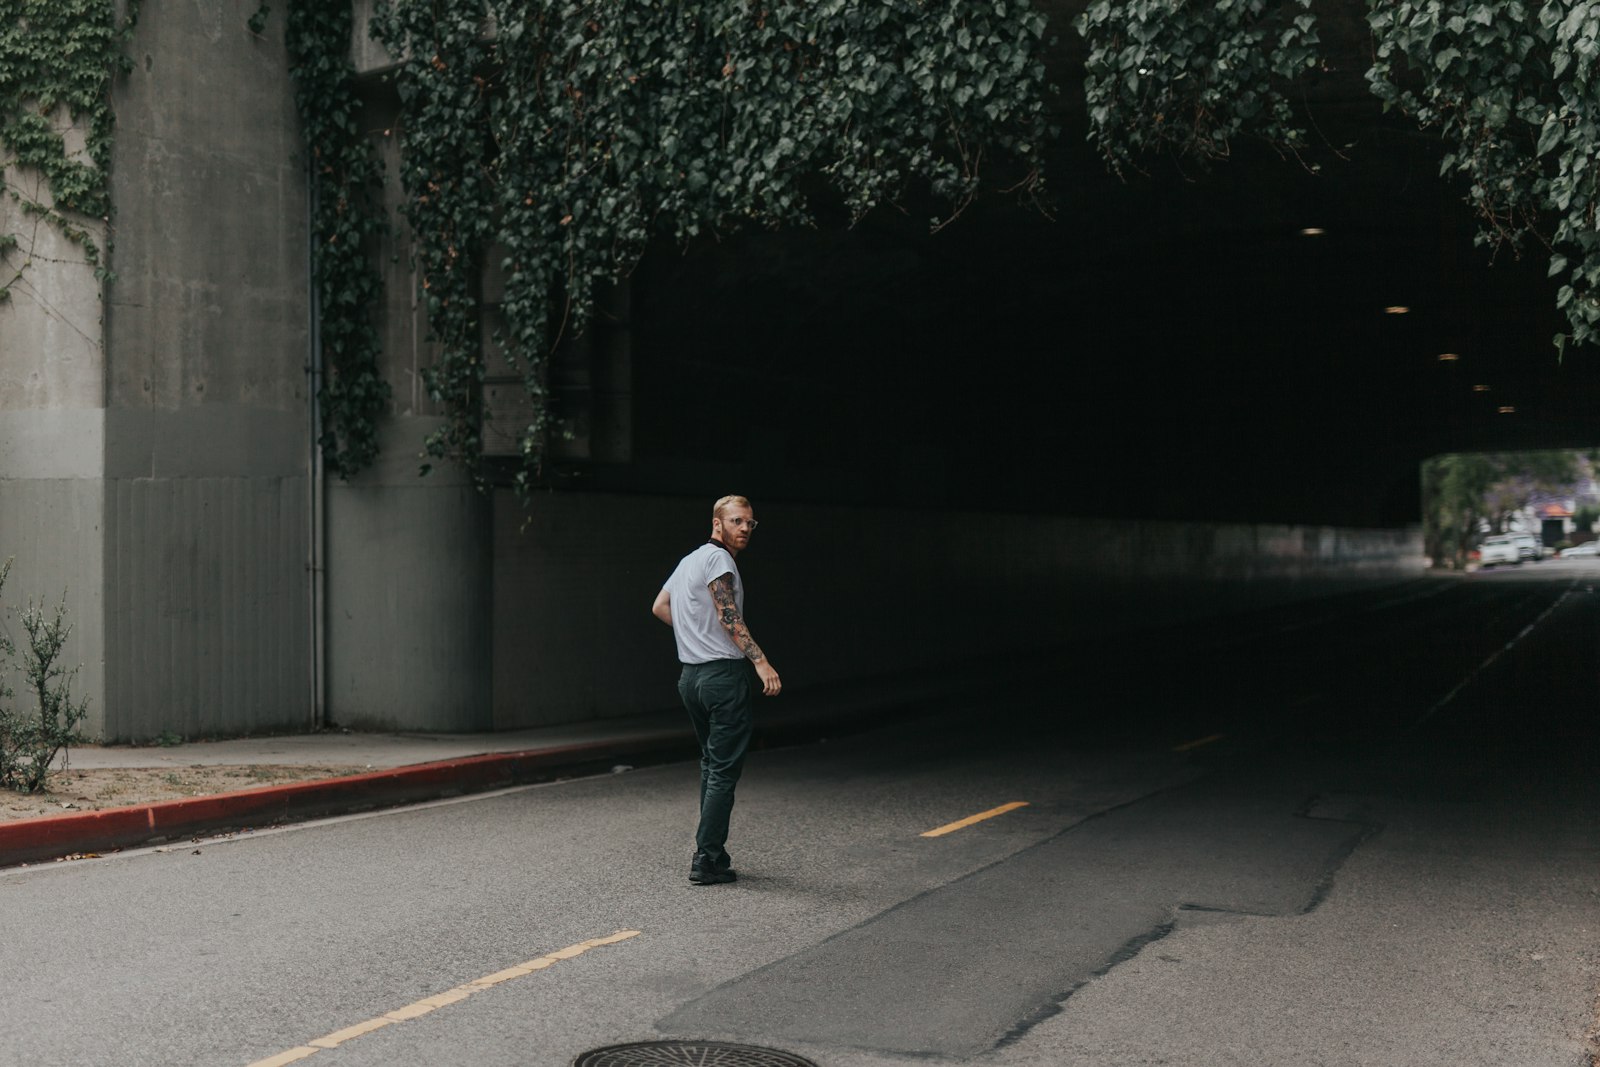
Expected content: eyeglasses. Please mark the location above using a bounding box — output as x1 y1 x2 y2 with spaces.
725 517 759 531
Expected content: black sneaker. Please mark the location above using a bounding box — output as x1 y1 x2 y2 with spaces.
689 853 737 884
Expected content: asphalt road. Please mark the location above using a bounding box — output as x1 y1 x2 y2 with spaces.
1 566 1596 1067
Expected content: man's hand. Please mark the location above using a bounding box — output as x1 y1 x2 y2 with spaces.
755 659 781 697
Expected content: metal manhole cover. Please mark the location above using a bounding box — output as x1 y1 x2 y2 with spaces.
573 1040 818 1067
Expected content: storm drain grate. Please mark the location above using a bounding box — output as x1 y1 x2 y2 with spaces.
572 1040 818 1067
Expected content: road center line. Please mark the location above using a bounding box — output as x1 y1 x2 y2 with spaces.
243 929 642 1067
1417 583 1575 725
921 802 1029 837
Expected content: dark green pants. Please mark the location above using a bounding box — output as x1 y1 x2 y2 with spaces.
677 659 755 866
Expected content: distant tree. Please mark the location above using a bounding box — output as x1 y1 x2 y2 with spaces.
1573 503 1600 533
1422 451 1580 567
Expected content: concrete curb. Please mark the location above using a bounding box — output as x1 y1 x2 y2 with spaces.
0 698 928 869
0 732 698 869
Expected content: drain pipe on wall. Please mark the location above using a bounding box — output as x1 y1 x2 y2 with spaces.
306 155 328 732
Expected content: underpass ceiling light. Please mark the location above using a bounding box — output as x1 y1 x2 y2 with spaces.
1299 227 1325 236
1499 405 1517 414
1437 352 1461 362
1473 384 1492 393
1384 305 1411 315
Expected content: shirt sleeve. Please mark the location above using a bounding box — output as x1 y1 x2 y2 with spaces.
701 548 734 588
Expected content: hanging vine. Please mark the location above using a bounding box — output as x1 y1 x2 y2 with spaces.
1077 0 1323 175
369 2 498 480
1077 0 1600 353
1368 0 1600 353
0 0 137 305
284 1 391 477
368 0 1055 493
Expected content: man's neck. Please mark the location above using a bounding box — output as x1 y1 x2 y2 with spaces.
709 536 737 557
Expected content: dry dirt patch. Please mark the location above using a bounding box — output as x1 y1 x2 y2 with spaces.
0 764 370 823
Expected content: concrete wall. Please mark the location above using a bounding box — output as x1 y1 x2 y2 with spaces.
0 418 108 741
99 0 311 739
489 491 1424 730
326 420 493 732
0 102 112 735
350 0 397 76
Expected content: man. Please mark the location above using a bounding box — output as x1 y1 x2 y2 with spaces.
652 495 781 885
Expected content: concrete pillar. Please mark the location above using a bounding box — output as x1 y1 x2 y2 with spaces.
98 0 311 740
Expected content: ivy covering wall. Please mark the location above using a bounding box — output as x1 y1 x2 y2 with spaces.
6 1 1600 483
0 0 136 304
285 3 391 477
361 0 1055 492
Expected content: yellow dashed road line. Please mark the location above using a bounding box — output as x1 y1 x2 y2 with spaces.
921 801 1029 837
244 930 641 1067
1171 732 1226 752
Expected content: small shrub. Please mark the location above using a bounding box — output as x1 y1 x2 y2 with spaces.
0 558 91 794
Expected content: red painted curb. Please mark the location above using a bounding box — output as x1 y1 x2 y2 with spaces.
0 732 695 869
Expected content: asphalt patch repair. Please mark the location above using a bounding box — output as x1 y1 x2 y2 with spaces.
662 779 1373 1058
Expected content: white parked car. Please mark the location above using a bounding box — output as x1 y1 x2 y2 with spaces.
1475 535 1521 566
1561 541 1600 558
1509 533 1542 561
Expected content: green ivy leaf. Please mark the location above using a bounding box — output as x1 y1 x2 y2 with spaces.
355 0 1053 492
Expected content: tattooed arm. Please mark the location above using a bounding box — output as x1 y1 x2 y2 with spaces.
709 574 781 696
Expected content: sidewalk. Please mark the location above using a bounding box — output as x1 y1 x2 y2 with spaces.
0 670 949 870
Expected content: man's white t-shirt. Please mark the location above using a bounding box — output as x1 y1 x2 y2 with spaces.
663 541 745 664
